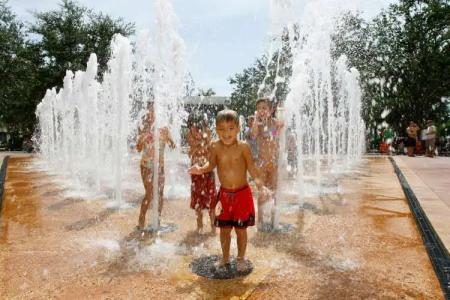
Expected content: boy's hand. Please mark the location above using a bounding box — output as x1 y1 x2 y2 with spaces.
254 178 263 190
260 186 274 204
188 165 203 175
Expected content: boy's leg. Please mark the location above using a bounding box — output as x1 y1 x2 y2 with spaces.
219 227 232 265
236 227 248 272
235 227 247 260
196 209 203 232
208 208 216 234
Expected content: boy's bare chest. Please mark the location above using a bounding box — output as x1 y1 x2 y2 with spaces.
217 148 244 166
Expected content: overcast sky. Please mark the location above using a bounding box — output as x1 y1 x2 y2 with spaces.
9 0 395 95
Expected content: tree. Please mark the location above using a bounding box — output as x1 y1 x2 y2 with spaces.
333 2 450 139
228 28 296 117
0 1 41 148
0 0 135 148
29 0 134 90
197 88 216 97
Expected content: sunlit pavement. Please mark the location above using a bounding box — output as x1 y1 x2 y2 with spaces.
0 156 444 299
393 156 450 254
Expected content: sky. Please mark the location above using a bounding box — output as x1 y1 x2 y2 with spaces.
8 0 395 96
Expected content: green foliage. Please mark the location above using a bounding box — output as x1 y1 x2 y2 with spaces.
0 0 134 147
334 1 450 138
29 0 134 88
229 28 296 117
0 0 41 146
197 88 216 97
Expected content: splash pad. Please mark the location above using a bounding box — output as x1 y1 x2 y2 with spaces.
0 0 444 298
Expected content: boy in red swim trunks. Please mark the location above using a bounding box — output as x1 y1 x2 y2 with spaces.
189 109 263 272
186 113 216 234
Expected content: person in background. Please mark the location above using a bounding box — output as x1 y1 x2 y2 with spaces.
244 116 258 160
186 113 216 234
136 102 176 231
425 120 437 158
406 121 419 157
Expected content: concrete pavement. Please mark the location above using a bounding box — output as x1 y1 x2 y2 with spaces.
393 156 450 254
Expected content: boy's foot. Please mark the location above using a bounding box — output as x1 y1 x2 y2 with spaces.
214 260 230 270
236 258 248 273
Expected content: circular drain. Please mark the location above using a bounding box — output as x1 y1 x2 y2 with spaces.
258 222 294 233
191 255 253 279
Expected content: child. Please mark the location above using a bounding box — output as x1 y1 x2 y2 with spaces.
406 121 419 157
244 116 258 160
136 102 176 231
189 109 262 272
425 120 437 157
251 98 283 229
186 113 216 234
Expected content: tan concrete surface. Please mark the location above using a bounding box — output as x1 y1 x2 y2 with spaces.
0 156 443 299
0 151 32 162
394 156 450 255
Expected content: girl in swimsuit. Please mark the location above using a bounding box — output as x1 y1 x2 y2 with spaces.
136 103 176 231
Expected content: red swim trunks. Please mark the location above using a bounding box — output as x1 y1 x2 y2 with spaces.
214 185 255 228
190 172 216 210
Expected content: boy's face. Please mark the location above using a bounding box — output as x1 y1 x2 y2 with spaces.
216 121 240 145
190 125 202 137
256 101 272 120
248 118 254 128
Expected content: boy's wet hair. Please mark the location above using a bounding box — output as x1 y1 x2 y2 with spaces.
255 97 273 107
187 112 208 129
216 109 239 125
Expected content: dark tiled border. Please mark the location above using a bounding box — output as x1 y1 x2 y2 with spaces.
389 157 450 299
0 155 10 215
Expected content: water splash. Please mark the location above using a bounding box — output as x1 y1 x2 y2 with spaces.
35 0 188 218
256 0 366 229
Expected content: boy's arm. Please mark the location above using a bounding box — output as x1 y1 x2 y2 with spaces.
242 143 263 189
189 141 217 174
186 131 194 157
136 132 145 152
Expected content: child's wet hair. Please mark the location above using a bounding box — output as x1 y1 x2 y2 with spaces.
255 97 273 107
216 109 239 125
187 112 208 129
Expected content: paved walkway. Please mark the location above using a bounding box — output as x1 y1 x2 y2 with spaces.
0 151 32 162
393 156 450 254
0 156 443 299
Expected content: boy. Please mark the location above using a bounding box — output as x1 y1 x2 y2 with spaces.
189 109 262 272
251 98 283 229
186 113 216 234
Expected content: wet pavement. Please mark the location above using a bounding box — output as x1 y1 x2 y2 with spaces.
393 156 450 256
0 156 443 299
